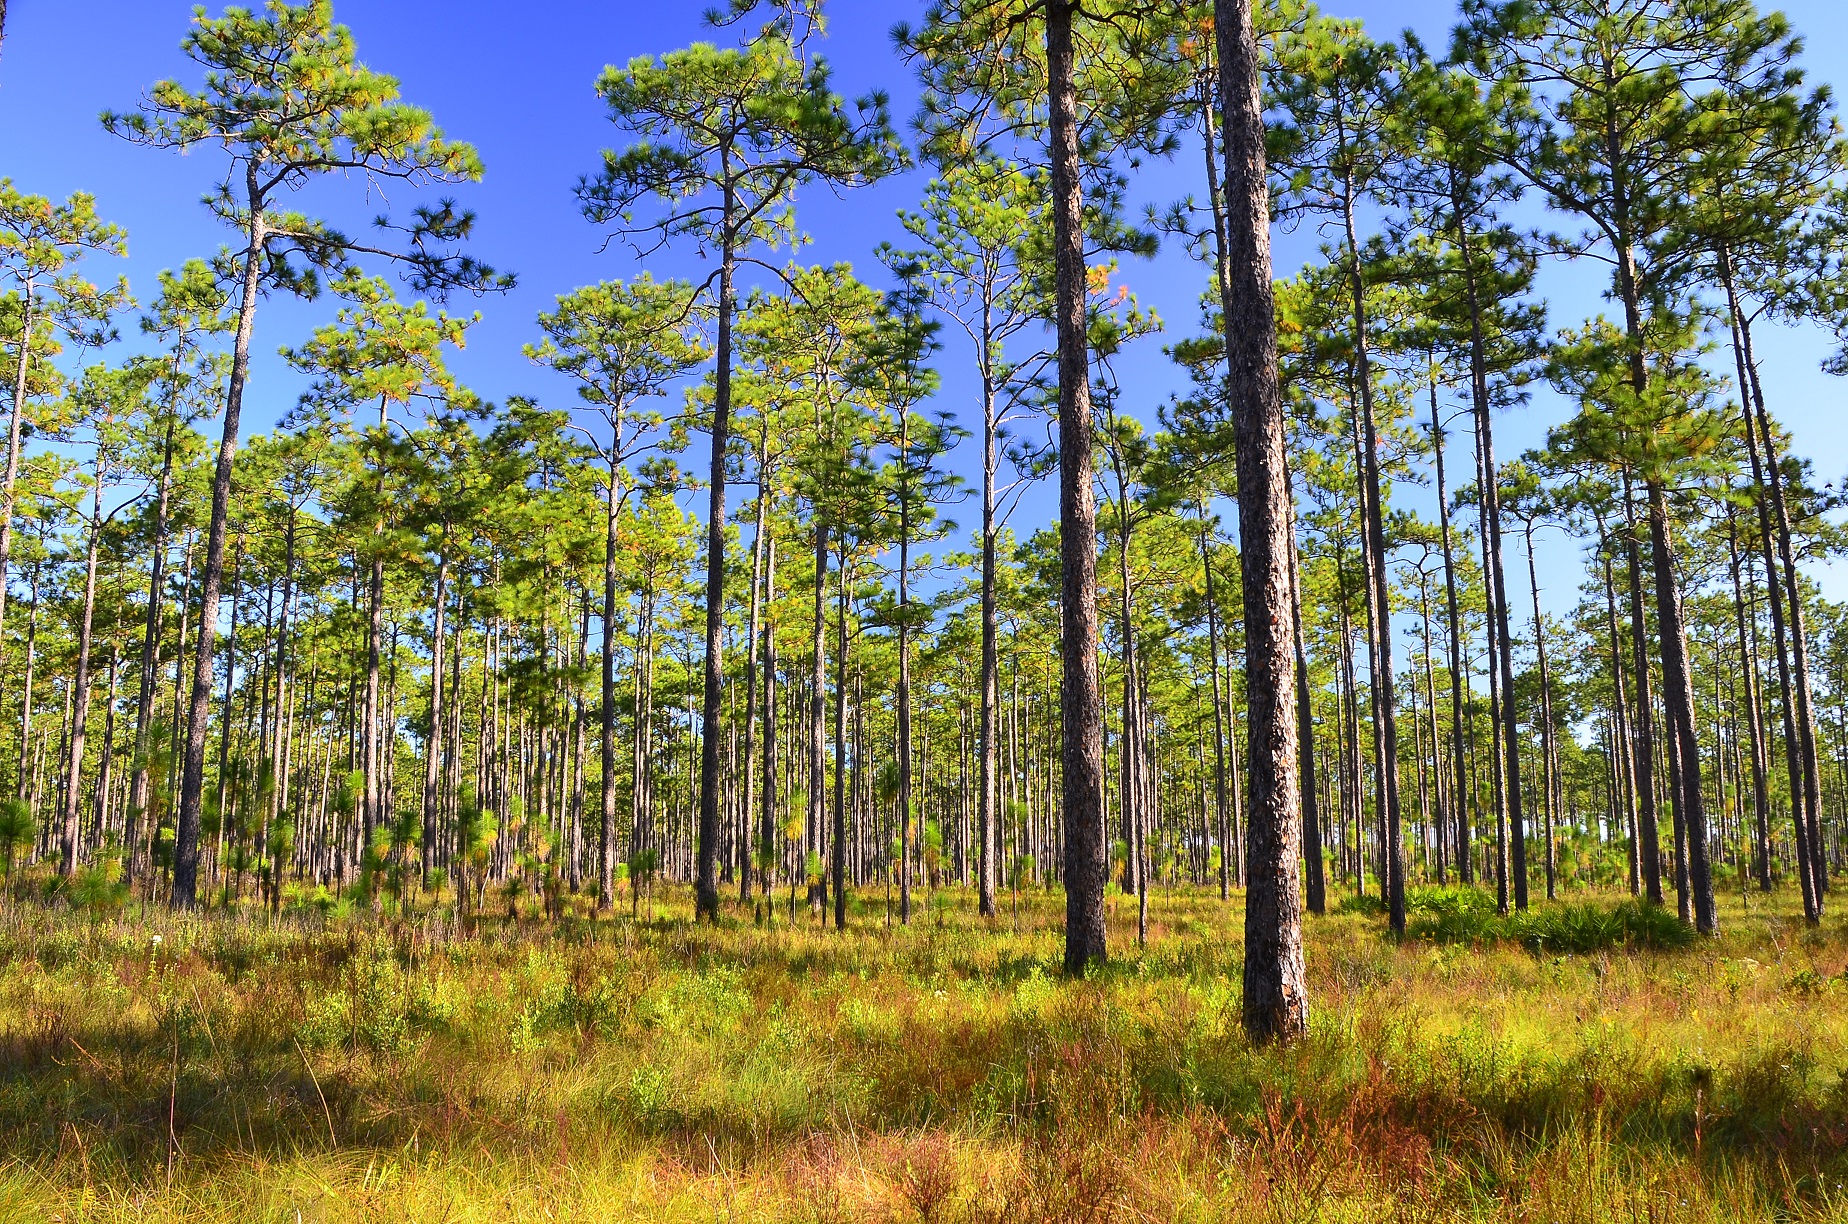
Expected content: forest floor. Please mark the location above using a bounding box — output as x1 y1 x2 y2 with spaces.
1 880 1845 1222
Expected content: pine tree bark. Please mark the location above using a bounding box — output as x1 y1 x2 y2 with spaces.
172 169 265 908
1429 385 1472 883
1216 0 1307 1043
1047 0 1107 973
1619 479 1665 904
1646 478 1716 933
127 414 177 884
420 544 447 887
741 440 770 905
897 410 914 925
59 477 104 875
978 345 1001 920
1339 169 1406 932
1289 510 1326 914
694 227 735 922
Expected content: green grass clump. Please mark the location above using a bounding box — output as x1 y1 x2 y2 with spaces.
0 882 1840 1221
1404 887 1699 952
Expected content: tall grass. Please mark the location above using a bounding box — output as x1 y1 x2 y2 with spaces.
0 883 1841 1221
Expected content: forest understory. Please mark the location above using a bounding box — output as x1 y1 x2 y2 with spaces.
1 884 1845 1223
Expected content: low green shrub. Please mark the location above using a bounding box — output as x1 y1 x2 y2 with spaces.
1407 895 1696 952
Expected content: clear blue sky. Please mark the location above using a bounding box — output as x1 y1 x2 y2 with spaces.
1 0 1843 621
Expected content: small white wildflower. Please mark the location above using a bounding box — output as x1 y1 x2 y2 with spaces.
150 934 162 946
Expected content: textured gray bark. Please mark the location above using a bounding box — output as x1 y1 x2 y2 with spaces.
1047 0 1108 974
1215 0 1308 1043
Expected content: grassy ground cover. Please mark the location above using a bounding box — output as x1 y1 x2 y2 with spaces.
1 883 1845 1222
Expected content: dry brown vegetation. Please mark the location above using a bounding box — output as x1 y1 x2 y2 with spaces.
2 885 1846 1221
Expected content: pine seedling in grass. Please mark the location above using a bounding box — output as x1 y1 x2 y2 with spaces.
0 797 34 900
627 848 660 923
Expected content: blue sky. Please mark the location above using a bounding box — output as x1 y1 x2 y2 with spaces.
1 0 1844 624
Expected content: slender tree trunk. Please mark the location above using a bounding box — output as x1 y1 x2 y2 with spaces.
172 176 265 908
1619 478 1665 905
1726 508 1773 892
362 400 388 881
420 543 447 887
60 479 104 875
1289 510 1326 914
599 451 621 911
1339 168 1406 932
126 416 177 884
1047 0 1107 973
978 344 1000 919
1525 523 1557 900
694 219 736 922
1646 479 1716 933
16 560 38 806
832 546 850 930
1429 381 1472 883
741 443 770 906
1200 518 1232 900
1217 0 1307 1043
1472 369 1525 911
1419 573 1449 885
897 409 914 925
1724 265 1824 915
760 535 779 910
1731 281 1827 904
0 281 33 649
808 522 829 913
1451 173 1525 908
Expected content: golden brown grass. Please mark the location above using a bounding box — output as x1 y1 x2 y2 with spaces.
1 882 1845 1221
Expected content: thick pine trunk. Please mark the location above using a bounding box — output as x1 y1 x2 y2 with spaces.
1047 0 1107 973
1216 0 1308 1043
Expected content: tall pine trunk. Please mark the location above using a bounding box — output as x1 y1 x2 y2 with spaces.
172 172 265 908
694 222 735 921
1429 382 1472 883
1047 0 1107 973
59 476 104 874
1216 0 1308 1043
1339 168 1406 932
127 414 177 883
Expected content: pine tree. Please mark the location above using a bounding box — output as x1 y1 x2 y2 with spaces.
106 0 505 908
527 276 707 911
0 184 126 670
579 34 901 921
1217 0 1309 1043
